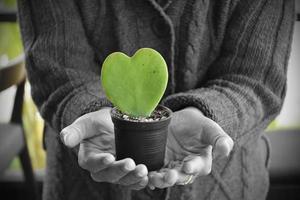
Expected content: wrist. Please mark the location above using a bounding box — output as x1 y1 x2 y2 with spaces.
182 106 204 116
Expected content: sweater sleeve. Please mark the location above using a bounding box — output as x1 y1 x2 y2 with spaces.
17 0 111 132
162 0 295 143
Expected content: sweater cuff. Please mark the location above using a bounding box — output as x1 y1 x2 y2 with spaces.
162 90 239 140
59 91 112 131
81 99 113 116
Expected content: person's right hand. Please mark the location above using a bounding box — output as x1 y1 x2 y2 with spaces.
60 107 149 190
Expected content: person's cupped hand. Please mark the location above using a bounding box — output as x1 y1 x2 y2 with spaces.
147 107 234 189
60 107 149 190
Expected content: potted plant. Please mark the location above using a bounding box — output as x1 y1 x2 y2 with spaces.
101 48 172 171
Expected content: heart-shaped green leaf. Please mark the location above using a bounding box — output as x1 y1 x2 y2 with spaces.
101 48 168 117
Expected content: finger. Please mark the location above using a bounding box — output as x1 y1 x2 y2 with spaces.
172 166 196 185
148 169 178 189
213 134 234 159
78 150 115 173
60 108 112 148
91 158 135 183
117 164 148 185
182 153 212 176
202 119 234 158
148 172 164 189
60 123 88 148
127 176 149 190
149 168 197 187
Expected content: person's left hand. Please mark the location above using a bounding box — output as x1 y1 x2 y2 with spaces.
148 107 234 189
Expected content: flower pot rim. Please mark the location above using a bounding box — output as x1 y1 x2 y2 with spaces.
110 105 172 124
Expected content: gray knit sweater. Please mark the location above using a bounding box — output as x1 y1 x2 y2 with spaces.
17 0 295 199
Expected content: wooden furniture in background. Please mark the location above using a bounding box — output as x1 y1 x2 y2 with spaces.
0 56 39 200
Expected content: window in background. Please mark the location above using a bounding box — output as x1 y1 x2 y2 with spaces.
270 2 300 131
275 21 300 129
0 0 46 171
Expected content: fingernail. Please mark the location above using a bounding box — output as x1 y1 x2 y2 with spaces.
61 126 81 147
213 137 234 159
60 130 69 145
65 132 78 147
135 170 142 177
124 163 134 171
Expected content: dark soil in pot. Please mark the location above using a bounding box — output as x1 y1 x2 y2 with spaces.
111 105 172 171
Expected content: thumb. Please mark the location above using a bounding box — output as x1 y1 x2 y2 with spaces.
60 117 95 148
202 118 234 159
60 108 112 148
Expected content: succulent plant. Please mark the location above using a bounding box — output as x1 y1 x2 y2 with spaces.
101 48 168 117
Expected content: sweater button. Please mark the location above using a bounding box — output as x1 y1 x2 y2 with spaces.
151 17 169 38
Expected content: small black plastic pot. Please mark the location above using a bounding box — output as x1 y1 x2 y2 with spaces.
111 105 172 171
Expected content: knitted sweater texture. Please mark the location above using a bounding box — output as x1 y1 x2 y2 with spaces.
17 0 295 199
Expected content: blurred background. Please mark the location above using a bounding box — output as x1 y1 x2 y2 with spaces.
0 0 299 199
